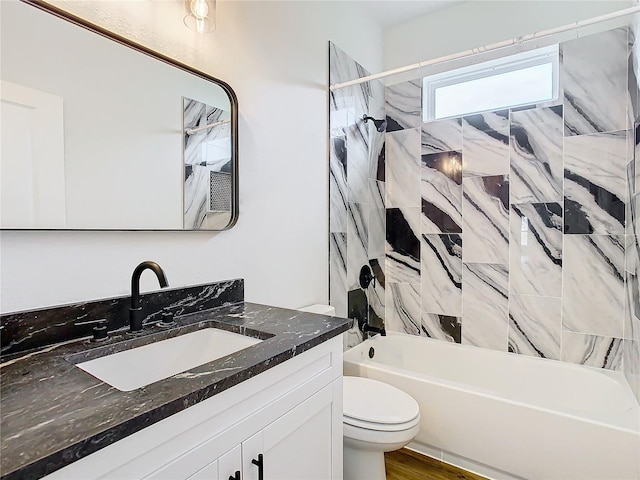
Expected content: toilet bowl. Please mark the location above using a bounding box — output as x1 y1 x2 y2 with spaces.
343 376 420 480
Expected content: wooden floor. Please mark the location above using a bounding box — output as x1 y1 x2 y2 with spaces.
385 449 488 480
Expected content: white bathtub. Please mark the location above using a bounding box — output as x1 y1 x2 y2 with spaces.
343 333 640 480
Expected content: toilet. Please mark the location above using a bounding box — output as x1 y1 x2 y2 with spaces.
342 376 420 480
299 305 421 480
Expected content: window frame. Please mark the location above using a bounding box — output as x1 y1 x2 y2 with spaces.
422 44 560 122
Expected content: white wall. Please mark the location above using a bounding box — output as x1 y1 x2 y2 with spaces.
0 1 382 312
383 0 632 71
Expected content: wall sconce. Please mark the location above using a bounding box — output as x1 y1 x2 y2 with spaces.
184 0 216 34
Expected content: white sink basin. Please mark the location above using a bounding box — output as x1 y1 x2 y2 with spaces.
76 328 262 391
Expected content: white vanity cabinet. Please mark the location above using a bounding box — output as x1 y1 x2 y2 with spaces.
43 336 343 480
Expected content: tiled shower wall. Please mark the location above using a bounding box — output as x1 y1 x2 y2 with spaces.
329 27 640 398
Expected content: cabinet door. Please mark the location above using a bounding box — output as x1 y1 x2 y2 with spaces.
187 459 219 480
218 445 242 480
258 382 340 480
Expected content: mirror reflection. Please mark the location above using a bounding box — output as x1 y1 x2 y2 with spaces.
0 0 238 230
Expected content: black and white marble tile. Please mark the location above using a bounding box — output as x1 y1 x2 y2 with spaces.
367 258 386 328
347 202 369 291
561 28 628 137
347 287 368 340
421 151 463 233
329 233 347 318
421 313 461 343
421 118 462 155
385 128 421 208
564 131 627 234
509 203 562 297
461 263 509 351
385 80 422 132
420 234 462 316
508 294 561 360
329 122 348 232
346 120 370 205
368 180 386 259
561 331 623 371
625 234 640 341
385 283 421 335
329 41 371 88
628 43 640 128
368 94 386 181
509 105 563 203
386 207 421 284
562 234 625 338
627 158 637 236
462 110 510 177
462 175 509 264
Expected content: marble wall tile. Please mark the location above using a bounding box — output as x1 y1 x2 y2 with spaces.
462 263 509 351
421 234 462 316
385 283 422 335
564 131 627 234
368 180 386 259
368 95 386 182
344 288 367 350
623 339 640 402
462 110 510 177
462 175 509 264
421 313 461 343
329 125 348 232
347 202 369 291
562 234 625 338
368 258 386 325
421 118 463 154
629 47 639 128
421 151 463 233
346 121 370 205
509 203 563 297
329 42 370 87
626 235 640 341
627 159 637 236
386 128 421 208
329 232 347 318
386 207 421 284
562 28 628 136
386 80 422 132
510 105 564 203
561 331 623 371
508 294 561 360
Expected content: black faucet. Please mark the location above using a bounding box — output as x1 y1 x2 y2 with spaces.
129 261 169 332
362 323 386 338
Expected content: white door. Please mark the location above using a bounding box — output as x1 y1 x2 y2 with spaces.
0 80 66 228
255 383 339 480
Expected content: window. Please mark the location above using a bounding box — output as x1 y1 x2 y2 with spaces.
422 45 559 121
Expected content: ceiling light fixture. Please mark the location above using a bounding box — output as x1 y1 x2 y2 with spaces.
184 0 215 34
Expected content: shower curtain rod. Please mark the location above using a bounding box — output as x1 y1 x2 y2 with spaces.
329 6 640 91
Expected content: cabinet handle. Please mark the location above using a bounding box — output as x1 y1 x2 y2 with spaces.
251 454 264 480
229 471 241 480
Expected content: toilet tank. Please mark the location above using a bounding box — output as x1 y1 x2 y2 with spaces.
299 304 335 316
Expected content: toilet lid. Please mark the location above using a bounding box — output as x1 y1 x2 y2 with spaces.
343 376 420 426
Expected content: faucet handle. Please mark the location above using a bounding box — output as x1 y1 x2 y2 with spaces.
91 320 109 342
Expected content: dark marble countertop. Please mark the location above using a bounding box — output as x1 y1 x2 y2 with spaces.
0 302 350 480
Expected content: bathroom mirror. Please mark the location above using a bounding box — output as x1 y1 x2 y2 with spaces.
0 0 238 230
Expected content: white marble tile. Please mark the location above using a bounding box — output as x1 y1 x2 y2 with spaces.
561 331 623 371
462 110 510 177
627 159 636 236
347 202 369 291
509 203 563 297
509 105 564 203
625 235 640 341
564 131 627 234
421 151 463 233
562 28 628 136
508 294 561 360
385 283 422 335
368 95 386 181
368 180 386 259
329 232 347 318
462 175 510 264
386 128 421 208
421 234 462 316
421 118 463 154
368 258 386 325
562 235 625 338
329 41 370 87
421 312 461 343
462 263 509 351
329 128 347 232
346 121 370 205
386 207 421 284
385 80 422 132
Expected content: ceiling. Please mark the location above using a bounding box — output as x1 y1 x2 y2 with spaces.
361 0 463 29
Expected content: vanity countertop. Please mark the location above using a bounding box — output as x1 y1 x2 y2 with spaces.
0 302 350 480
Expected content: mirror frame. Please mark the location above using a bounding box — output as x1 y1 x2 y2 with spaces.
5 0 239 231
